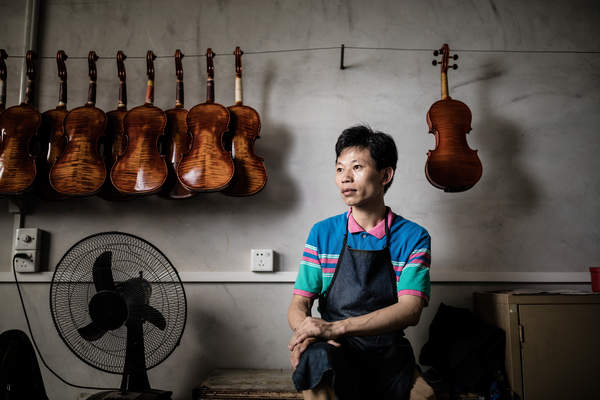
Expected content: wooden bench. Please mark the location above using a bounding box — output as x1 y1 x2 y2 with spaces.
193 369 303 399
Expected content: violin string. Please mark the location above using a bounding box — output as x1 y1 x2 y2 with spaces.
4 45 600 60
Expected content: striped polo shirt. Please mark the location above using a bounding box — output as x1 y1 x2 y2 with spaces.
293 208 431 305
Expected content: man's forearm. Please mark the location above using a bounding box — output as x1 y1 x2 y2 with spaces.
288 295 313 331
334 296 423 337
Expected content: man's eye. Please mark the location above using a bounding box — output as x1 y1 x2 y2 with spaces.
336 168 343 173
353 165 361 170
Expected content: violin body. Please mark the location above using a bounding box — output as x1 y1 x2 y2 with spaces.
110 104 167 194
178 103 232 191
0 104 40 194
222 105 267 196
36 106 68 199
99 108 129 199
50 105 107 196
161 107 195 198
425 44 482 192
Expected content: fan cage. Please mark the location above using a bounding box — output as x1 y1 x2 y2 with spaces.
50 232 187 374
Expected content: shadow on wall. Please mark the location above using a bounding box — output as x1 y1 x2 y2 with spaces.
26 59 299 217
437 61 540 271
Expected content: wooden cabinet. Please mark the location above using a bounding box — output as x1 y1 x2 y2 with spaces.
473 292 600 400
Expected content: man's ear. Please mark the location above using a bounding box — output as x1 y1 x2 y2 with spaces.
382 167 394 186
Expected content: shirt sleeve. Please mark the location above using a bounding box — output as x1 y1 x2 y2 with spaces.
397 230 431 305
293 225 322 299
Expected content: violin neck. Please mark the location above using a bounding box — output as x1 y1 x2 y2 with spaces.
145 78 154 105
118 80 127 109
234 73 243 105
87 80 96 106
441 71 449 100
176 78 184 107
24 77 34 105
206 75 214 103
58 77 67 108
0 79 5 111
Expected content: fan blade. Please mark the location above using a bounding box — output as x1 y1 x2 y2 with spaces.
142 305 166 330
92 251 115 292
78 321 106 341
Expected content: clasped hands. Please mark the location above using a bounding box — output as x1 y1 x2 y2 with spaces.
288 316 343 370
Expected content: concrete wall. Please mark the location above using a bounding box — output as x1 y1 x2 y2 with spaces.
1 0 599 399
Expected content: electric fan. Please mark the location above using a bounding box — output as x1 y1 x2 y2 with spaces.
49 232 187 400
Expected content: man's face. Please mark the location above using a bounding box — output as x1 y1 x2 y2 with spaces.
335 146 390 208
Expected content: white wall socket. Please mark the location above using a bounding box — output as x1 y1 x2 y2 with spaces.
251 249 274 272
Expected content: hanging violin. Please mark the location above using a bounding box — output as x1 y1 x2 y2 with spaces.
159 49 195 199
222 47 267 197
178 49 233 192
111 50 167 195
37 50 69 200
50 51 106 196
0 50 40 195
425 44 482 192
99 50 130 201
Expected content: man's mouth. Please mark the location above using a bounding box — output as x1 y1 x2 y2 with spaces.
342 189 356 195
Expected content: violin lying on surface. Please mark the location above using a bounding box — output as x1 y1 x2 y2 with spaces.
37 50 69 200
99 50 130 201
50 51 107 196
0 50 40 195
178 48 234 192
160 49 195 199
425 44 482 192
111 50 167 195
222 47 267 197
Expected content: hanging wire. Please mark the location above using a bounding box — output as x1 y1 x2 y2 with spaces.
4 45 599 60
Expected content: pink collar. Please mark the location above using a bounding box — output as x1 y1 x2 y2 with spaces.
347 207 394 239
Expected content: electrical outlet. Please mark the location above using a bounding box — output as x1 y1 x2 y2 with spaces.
251 249 274 272
13 251 38 273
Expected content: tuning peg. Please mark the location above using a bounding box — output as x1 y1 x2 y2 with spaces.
433 50 439 56
451 64 458 70
432 60 438 66
452 54 458 60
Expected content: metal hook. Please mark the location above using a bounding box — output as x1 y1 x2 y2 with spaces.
340 44 345 70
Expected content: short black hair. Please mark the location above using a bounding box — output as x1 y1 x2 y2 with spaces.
335 125 398 192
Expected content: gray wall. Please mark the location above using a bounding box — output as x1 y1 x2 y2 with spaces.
1 0 599 399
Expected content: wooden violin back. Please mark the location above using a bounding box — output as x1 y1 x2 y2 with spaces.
223 47 267 196
425 44 482 192
178 49 233 191
160 49 195 199
50 51 106 196
37 50 68 200
0 50 40 195
99 51 130 200
111 50 167 195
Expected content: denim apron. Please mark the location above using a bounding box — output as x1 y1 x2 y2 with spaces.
293 214 415 399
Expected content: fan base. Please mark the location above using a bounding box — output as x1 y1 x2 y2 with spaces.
86 389 172 400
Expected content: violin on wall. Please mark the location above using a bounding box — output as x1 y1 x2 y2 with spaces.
37 50 69 200
0 51 40 195
425 44 482 192
50 51 107 196
111 50 167 195
178 49 234 192
99 50 130 201
160 49 195 199
222 47 267 197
